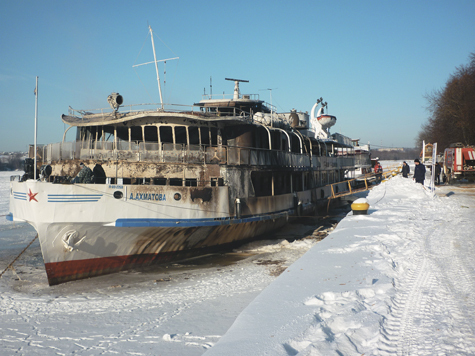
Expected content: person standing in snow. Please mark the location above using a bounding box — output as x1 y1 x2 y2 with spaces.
435 162 442 184
413 159 426 185
401 161 410 178
374 161 383 183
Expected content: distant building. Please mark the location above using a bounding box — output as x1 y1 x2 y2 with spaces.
375 148 405 152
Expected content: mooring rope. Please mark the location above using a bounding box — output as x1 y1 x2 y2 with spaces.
0 234 38 279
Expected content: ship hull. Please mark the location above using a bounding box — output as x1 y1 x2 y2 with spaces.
42 216 289 285
9 180 297 285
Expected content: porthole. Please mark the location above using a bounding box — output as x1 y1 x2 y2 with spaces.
113 191 123 199
174 193 181 201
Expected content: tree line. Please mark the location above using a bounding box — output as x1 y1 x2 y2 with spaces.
373 148 420 161
0 153 26 171
417 52 475 152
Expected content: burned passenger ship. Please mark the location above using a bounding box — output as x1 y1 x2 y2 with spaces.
9 77 370 285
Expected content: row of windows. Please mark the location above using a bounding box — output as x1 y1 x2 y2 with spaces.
77 124 337 156
251 170 345 197
78 125 218 147
102 170 341 195
114 177 224 187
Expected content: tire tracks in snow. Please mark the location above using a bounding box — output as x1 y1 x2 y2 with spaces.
378 246 434 355
426 212 475 355
377 196 475 355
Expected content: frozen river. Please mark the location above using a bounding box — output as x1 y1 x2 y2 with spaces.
0 171 343 355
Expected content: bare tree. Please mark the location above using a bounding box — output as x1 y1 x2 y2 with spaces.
419 52 475 150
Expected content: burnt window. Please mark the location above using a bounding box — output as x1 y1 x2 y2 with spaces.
130 126 143 143
78 127 94 148
210 127 218 146
144 126 158 143
200 127 210 145
292 172 303 191
222 125 254 147
160 126 173 144
251 171 272 197
312 141 321 156
314 172 320 186
291 134 300 153
175 126 187 144
169 178 183 186
100 125 118 142
189 127 200 145
211 177 224 187
271 130 281 150
153 178 167 185
256 126 270 149
274 172 291 195
281 134 289 152
185 178 197 187
322 144 328 156
304 172 310 190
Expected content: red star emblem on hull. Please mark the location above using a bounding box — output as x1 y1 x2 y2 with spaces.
28 189 38 202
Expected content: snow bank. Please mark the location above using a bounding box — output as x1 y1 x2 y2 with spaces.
204 176 475 355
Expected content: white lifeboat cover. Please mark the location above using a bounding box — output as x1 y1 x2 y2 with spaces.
317 114 336 128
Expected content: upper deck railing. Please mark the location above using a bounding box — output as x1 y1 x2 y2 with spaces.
200 93 261 101
37 140 370 171
68 103 201 120
66 102 266 126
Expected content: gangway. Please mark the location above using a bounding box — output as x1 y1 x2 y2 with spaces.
326 164 402 210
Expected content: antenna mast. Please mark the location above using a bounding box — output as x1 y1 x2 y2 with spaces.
133 26 179 110
34 76 38 180
149 26 164 109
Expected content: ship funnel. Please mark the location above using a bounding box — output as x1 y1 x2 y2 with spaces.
107 93 123 111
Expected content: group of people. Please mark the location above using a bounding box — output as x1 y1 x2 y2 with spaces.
72 163 106 184
400 159 443 185
374 159 443 187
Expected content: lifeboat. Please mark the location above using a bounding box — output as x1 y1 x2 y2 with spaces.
317 114 336 128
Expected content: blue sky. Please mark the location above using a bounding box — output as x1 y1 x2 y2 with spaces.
1 0 474 152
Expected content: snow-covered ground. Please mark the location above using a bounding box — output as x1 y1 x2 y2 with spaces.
1 162 475 355
0 171 339 356
205 164 475 355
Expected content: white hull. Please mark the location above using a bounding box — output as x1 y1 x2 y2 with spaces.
9 180 319 284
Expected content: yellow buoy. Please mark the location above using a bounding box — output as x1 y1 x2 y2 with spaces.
351 198 370 215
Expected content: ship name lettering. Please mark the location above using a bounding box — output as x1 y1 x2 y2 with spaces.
129 193 166 201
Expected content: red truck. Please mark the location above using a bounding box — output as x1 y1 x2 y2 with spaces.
443 143 475 183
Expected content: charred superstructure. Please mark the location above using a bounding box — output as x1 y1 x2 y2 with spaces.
9 77 370 285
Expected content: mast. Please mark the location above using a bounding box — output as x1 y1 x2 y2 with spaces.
133 26 179 110
34 76 38 180
149 25 163 110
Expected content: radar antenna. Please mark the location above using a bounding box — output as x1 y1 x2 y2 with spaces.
225 78 249 100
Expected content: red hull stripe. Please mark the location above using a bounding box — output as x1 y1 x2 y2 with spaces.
45 252 183 285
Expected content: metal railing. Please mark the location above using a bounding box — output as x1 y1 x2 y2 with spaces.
38 140 367 171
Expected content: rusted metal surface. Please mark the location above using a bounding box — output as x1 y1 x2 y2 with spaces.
190 188 212 202
48 160 222 183
43 214 289 285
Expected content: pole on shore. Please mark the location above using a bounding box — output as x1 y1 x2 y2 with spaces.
34 76 38 180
